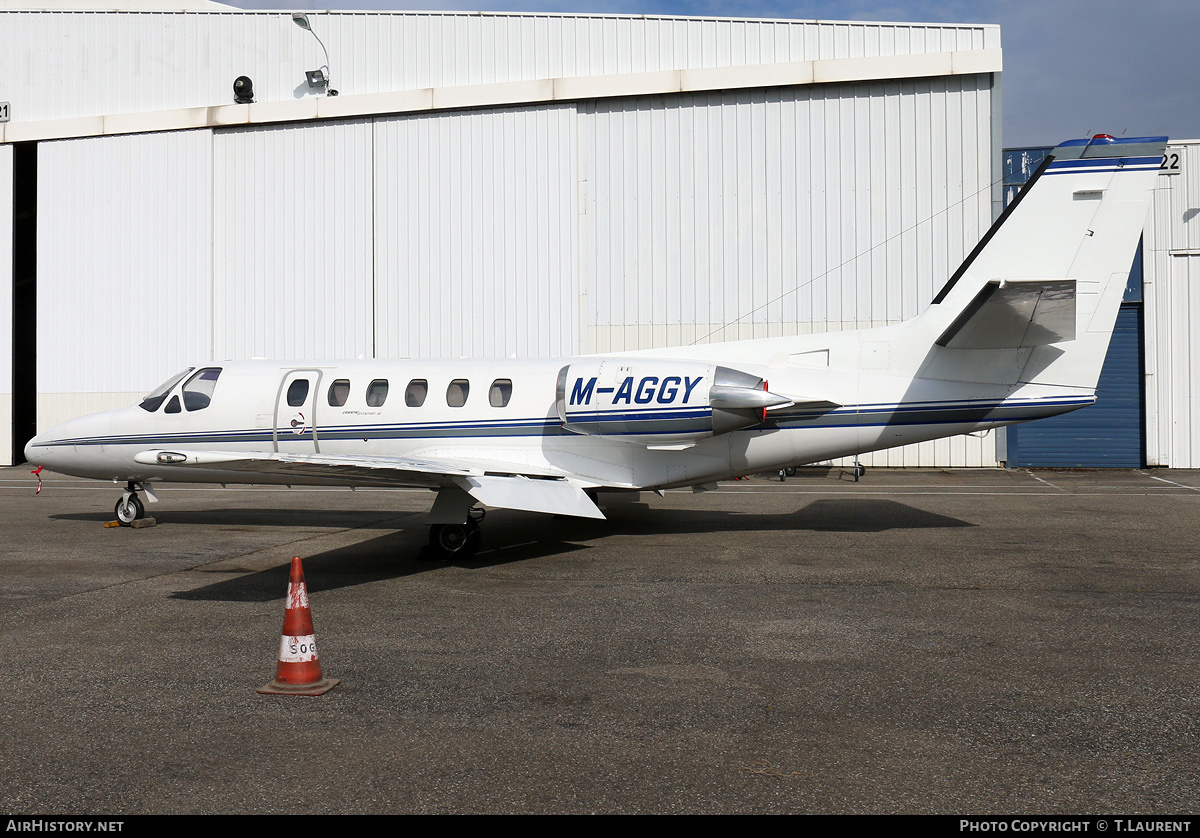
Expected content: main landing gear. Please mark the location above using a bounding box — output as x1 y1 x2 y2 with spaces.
115 481 146 525
425 507 485 560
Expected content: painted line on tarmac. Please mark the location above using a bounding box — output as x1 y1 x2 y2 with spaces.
1146 474 1200 491
1025 471 1068 492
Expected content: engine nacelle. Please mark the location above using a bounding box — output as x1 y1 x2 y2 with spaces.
555 360 792 446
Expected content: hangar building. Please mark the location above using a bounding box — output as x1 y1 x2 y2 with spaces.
10 5 1186 471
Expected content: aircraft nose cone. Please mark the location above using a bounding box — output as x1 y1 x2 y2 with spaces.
21 411 117 478
24 429 67 471
24 432 46 465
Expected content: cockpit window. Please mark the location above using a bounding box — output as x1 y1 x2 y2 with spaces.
182 367 222 411
139 368 194 412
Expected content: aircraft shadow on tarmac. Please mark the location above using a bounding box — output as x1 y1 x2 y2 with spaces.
169 498 974 603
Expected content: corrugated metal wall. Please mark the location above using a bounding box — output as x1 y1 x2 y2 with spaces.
1144 140 1200 467
0 11 999 124
213 120 374 360
373 105 579 359
578 75 994 350
36 131 213 428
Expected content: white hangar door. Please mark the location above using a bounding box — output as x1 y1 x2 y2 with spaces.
35 131 214 434
372 105 580 360
212 120 375 362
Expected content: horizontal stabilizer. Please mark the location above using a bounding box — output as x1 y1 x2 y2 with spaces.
937 279 1076 350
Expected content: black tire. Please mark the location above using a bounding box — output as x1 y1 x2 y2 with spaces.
115 494 144 526
785 467 797 477
427 521 480 560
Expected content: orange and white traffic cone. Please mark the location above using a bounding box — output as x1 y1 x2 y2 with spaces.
257 556 340 696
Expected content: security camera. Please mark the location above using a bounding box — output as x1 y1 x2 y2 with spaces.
233 76 255 105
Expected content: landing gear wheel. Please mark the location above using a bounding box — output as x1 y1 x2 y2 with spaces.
427 520 481 560
115 494 145 526
785 467 797 477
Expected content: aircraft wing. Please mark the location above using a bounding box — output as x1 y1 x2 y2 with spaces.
131 448 605 519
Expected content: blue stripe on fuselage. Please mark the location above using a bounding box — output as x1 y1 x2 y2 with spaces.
29 396 1093 449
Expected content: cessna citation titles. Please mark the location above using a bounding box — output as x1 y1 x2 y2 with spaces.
27 135 1168 558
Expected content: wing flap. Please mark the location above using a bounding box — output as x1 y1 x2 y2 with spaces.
457 475 604 519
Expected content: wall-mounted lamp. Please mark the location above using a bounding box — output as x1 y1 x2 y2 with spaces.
292 12 338 96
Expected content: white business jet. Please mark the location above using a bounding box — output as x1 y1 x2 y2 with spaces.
26 135 1167 557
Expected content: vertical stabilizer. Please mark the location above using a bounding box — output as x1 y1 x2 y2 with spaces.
924 135 1166 390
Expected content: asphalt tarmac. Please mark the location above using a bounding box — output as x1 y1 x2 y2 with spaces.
1 465 1197 814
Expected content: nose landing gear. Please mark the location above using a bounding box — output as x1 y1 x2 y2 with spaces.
115 482 146 525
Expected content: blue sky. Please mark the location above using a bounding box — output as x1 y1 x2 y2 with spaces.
228 0 1197 147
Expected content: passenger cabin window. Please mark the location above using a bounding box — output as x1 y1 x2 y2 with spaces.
328 379 350 407
446 379 470 407
405 379 428 407
139 368 193 412
182 367 222 412
286 379 310 407
366 379 389 407
489 379 513 408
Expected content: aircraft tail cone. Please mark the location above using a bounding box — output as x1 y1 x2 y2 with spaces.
257 556 340 696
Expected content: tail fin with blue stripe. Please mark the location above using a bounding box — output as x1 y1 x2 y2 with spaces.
920 134 1166 390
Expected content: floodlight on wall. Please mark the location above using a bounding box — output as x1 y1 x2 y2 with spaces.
291 12 338 96
233 75 255 104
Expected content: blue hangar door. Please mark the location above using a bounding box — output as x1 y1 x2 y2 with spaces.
1006 303 1146 467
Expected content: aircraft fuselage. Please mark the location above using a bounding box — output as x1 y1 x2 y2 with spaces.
27 354 1086 492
